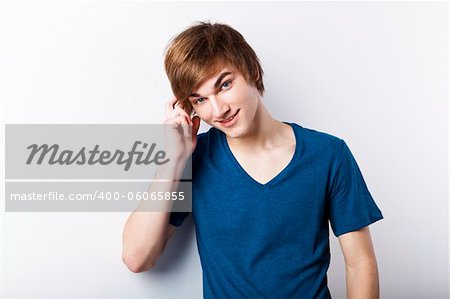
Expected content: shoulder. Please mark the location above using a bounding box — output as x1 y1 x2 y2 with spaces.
195 126 217 146
292 122 346 157
192 126 220 157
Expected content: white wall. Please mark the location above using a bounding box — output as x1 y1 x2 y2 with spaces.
0 1 447 298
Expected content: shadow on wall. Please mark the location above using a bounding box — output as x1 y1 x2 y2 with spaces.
148 215 196 274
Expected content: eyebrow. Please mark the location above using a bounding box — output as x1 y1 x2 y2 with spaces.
189 71 232 98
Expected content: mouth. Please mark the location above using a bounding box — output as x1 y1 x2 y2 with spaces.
218 109 240 126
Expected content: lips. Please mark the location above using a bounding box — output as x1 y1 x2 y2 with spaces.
219 110 239 123
217 109 240 128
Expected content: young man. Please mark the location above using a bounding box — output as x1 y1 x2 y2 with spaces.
122 21 384 299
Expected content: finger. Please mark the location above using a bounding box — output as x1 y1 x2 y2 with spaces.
165 97 179 118
172 106 193 126
167 115 188 126
166 99 193 127
175 116 191 138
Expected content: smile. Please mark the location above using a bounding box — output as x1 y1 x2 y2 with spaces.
219 110 239 127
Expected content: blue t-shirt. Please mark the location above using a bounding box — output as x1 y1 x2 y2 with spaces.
169 122 384 299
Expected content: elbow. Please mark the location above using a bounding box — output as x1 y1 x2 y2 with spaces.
122 250 157 273
121 228 173 273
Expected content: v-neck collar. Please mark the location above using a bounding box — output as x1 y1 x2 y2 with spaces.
219 121 301 189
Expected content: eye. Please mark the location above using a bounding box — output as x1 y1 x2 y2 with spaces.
193 80 232 105
194 97 207 105
221 80 232 90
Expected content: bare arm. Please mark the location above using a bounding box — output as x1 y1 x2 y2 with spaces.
338 226 380 299
122 96 200 273
121 160 186 273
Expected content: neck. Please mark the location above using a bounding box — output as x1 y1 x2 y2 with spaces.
226 98 287 151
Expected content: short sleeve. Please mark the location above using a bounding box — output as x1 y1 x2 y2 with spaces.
327 140 384 237
168 158 192 227
169 211 190 227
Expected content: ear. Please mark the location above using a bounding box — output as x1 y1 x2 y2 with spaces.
254 68 259 82
253 64 261 83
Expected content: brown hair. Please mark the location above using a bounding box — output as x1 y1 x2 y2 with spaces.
164 21 265 116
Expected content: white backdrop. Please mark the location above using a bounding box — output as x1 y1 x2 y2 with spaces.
0 1 448 298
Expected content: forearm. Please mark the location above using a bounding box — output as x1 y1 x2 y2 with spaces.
345 259 380 299
122 158 187 272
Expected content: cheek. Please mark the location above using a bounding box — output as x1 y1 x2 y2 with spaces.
225 87 247 104
195 106 212 120
239 87 258 107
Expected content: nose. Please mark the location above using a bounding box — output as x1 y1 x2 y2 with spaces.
210 96 230 119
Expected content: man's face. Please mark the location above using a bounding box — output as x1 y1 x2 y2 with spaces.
188 65 261 138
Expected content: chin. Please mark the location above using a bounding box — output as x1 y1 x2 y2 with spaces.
224 125 248 139
216 115 250 138
224 131 239 139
